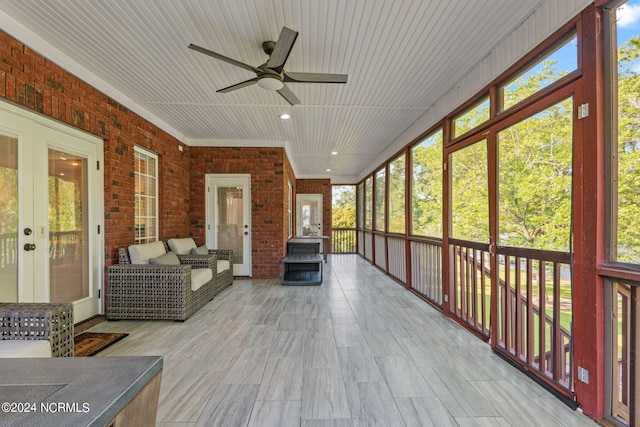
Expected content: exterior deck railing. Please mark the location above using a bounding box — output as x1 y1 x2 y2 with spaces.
449 239 492 338
497 247 573 389
0 230 82 268
450 238 573 390
332 227 357 253
0 232 17 269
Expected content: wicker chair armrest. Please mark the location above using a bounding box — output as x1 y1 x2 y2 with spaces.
209 249 233 264
0 302 74 357
177 254 217 272
107 263 192 279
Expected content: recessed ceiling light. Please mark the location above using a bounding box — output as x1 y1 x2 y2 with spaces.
279 113 290 120
326 169 332 172
331 151 338 155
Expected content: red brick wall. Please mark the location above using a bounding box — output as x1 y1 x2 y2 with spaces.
295 179 332 251
189 147 289 278
1 29 299 281
0 30 191 268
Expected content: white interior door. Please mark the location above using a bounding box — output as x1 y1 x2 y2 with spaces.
0 101 103 322
296 194 323 236
206 174 251 276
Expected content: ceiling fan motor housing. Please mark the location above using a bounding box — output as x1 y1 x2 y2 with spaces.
262 41 276 55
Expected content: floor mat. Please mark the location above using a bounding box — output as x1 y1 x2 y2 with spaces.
73 332 128 357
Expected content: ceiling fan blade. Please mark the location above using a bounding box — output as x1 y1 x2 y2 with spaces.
277 84 300 106
216 78 259 93
266 27 298 73
284 71 348 84
189 44 261 74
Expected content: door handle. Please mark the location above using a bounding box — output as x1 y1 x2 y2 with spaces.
244 231 248 235
488 243 496 256
24 243 36 251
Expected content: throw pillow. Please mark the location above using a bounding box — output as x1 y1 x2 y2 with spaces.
149 251 181 265
190 245 209 255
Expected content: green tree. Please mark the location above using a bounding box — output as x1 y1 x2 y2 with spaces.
412 130 443 237
332 185 356 228
332 185 356 252
374 170 385 231
388 154 406 234
498 97 573 251
0 167 18 235
451 141 489 242
616 36 640 262
447 59 573 250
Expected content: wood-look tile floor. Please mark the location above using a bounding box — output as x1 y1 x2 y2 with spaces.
90 255 597 427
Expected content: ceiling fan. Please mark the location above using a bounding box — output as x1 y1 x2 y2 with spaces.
188 26 348 106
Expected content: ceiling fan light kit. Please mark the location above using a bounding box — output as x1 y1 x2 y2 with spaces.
257 75 284 91
189 26 348 106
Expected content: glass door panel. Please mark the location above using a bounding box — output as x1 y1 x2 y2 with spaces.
216 185 244 265
297 194 323 236
48 149 89 303
206 174 251 276
0 101 102 322
0 134 18 301
449 138 492 337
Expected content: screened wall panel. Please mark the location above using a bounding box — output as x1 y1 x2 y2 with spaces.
387 236 406 282
374 234 386 269
411 240 442 305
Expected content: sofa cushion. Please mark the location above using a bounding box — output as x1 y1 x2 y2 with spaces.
217 260 231 273
149 251 180 265
191 268 213 291
167 238 197 255
190 245 209 255
0 340 51 358
128 241 166 265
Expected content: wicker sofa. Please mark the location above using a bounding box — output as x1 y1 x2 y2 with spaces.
107 242 218 321
166 238 234 296
0 302 74 357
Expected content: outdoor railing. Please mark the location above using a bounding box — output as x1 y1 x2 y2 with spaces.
450 239 492 338
450 238 573 389
50 230 83 262
497 247 573 389
0 231 82 268
0 232 17 269
331 227 357 253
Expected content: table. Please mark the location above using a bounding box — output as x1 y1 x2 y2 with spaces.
282 253 323 285
291 235 330 262
0 356 162 426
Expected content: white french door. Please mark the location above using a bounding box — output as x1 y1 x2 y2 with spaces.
0 101 103 322
205 174 251 276
296 194 323 236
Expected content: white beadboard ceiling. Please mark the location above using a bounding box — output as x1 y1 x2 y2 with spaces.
0 0 546 181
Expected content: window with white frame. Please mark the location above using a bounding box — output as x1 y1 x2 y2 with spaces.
134 146 158 244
